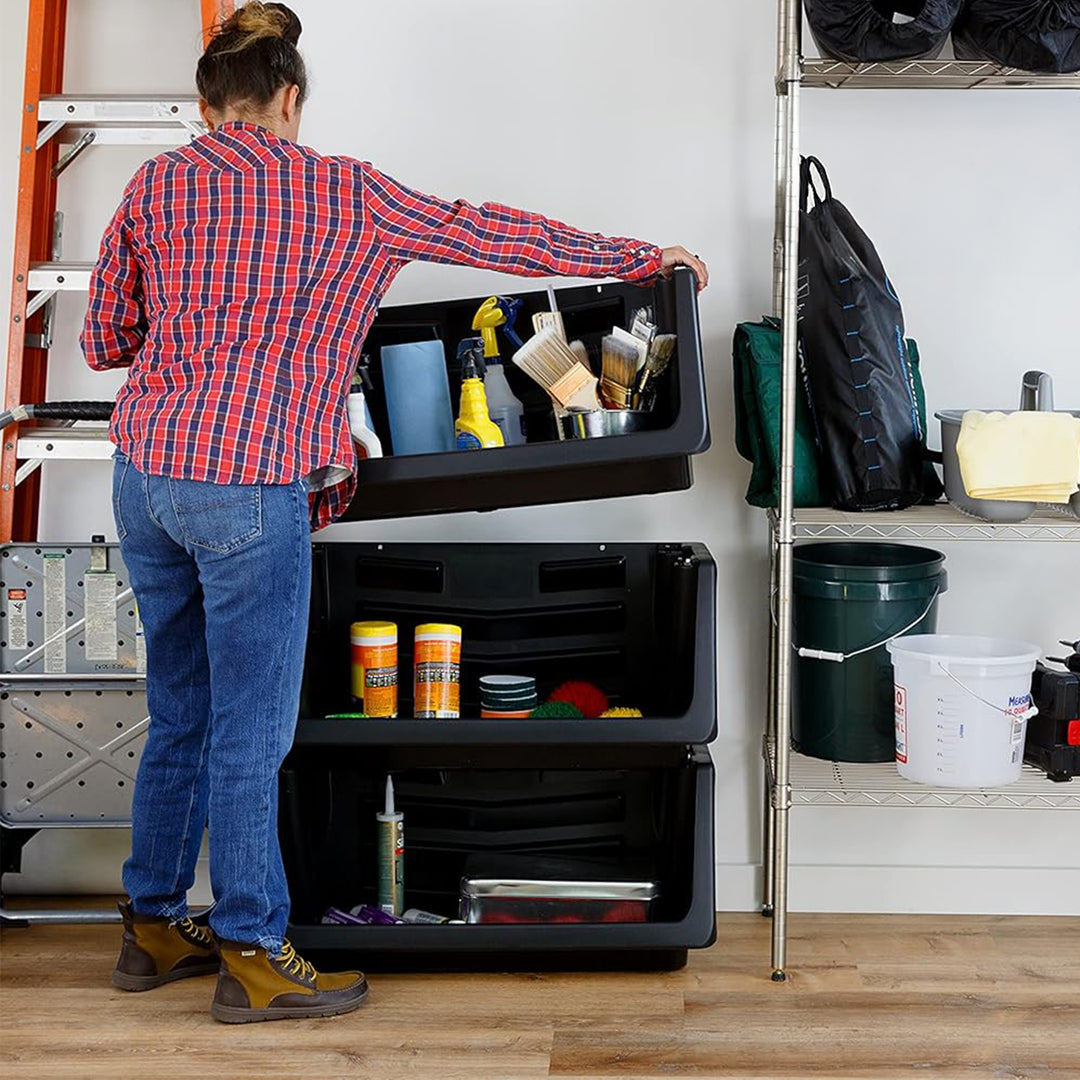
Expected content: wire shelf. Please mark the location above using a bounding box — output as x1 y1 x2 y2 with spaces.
768 504 1080 542
767 747 1080 810
801 59 1080 90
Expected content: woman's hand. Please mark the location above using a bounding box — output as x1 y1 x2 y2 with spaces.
660 246 708 291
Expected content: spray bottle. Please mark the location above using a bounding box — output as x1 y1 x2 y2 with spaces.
347 358 383 459
471 297 527 445
455 338 505 450
376 774 404 915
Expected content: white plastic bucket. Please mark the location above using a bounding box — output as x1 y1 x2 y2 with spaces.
886 635 1041 788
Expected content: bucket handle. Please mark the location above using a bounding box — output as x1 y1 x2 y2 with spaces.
794 587 940 664
934 661 1039 723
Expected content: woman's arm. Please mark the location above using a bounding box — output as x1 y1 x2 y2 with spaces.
359 162 707 289
80 196 148 371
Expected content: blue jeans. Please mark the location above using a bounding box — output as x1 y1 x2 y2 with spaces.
113 453 311 952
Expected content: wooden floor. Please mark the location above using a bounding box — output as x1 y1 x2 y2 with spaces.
1 910 1078 1079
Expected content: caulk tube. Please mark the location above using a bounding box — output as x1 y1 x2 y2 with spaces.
376 775 404 915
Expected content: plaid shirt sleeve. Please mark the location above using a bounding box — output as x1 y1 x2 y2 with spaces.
81 174 148 372
359 162 663 283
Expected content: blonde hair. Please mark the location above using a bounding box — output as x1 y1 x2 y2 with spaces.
211 2 291 56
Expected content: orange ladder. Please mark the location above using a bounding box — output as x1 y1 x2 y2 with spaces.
2 0 234 542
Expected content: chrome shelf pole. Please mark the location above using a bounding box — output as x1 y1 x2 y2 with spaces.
768 0 802 983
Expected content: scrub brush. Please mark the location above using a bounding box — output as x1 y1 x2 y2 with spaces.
529 701 583 719
600 334 641 410
548 680 609 719
513 328 601 411
601 707 643 718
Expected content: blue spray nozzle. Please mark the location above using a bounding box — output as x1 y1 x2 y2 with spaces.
495 296 524 350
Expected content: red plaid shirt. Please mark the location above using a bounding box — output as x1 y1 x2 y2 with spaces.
81 121 663 530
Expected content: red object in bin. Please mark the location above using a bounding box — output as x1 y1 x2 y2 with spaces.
548 680 609 719
472 898 649 925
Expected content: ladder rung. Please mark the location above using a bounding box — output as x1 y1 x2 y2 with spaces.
15 427 113 462
28 262 93 291
63 126 198 147
38 94 202 124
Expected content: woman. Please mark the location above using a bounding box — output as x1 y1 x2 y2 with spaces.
82 1 708 1024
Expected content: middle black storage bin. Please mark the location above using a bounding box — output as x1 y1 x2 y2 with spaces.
298 542 717 746
340 266 709 521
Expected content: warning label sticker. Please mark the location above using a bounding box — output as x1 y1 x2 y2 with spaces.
894 685 908 765
84 572 118 662
7 588 28 650
43 553 67 674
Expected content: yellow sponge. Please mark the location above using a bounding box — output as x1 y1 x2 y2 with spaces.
601 707 643 718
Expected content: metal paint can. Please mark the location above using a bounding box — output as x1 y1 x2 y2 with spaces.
350 621 398 717
413 623 462 718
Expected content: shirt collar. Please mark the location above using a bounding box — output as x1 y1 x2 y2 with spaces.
213 120 279 141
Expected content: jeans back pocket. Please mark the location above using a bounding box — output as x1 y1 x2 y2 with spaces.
169 479 263 555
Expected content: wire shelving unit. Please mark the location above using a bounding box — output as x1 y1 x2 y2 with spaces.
763 1 1080 981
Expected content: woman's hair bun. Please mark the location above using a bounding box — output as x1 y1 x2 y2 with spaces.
223 2 302 48
198 1 307 109
264 3 302 46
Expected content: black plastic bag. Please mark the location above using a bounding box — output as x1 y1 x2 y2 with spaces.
953 1 1080 73
797 157 934 512
805 0 964 61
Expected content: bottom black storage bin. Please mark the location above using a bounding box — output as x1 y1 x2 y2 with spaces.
279 746 715 971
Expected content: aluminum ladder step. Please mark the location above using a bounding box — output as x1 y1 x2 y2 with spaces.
15 427 114 462
27 262 93 291
38 94 202 123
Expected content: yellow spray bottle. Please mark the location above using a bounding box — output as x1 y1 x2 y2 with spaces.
455 336 504 450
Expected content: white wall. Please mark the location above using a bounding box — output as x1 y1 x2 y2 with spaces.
2 0 1076 914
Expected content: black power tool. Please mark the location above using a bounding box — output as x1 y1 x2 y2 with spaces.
1025 640 1080 783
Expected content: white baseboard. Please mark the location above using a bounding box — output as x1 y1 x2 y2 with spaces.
717 863 1080 915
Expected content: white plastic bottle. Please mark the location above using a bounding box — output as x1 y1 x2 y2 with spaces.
347 388 383 459
482 357 526 446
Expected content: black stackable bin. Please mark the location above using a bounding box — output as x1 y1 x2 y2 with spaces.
341 266 709 520
281 542 718 971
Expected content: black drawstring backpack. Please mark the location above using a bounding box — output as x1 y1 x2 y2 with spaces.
805 0 964 62
797 157 938 512
953 1 1080 73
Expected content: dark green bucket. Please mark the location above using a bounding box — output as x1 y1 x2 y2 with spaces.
792 543 947 763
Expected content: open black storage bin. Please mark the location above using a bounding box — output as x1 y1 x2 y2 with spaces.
280 746 715 971
342 266 709 520
299 541 717 746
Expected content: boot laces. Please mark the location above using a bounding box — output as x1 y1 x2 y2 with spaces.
274 939 316 983
170 915 213 948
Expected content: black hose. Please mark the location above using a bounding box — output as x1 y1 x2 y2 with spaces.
0 401 115 434
30 401 115 421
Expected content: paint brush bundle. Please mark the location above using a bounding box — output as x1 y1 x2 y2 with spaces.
600 334 641 409
512 327 602 411
633 333 677 410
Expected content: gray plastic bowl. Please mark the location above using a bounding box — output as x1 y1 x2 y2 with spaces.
936 409 1080 523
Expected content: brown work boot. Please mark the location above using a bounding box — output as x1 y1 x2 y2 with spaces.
211 938 369 1023
112 900 219 991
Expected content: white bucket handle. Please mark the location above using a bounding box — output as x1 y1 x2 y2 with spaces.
795 587 940 665
934 660 1039 723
